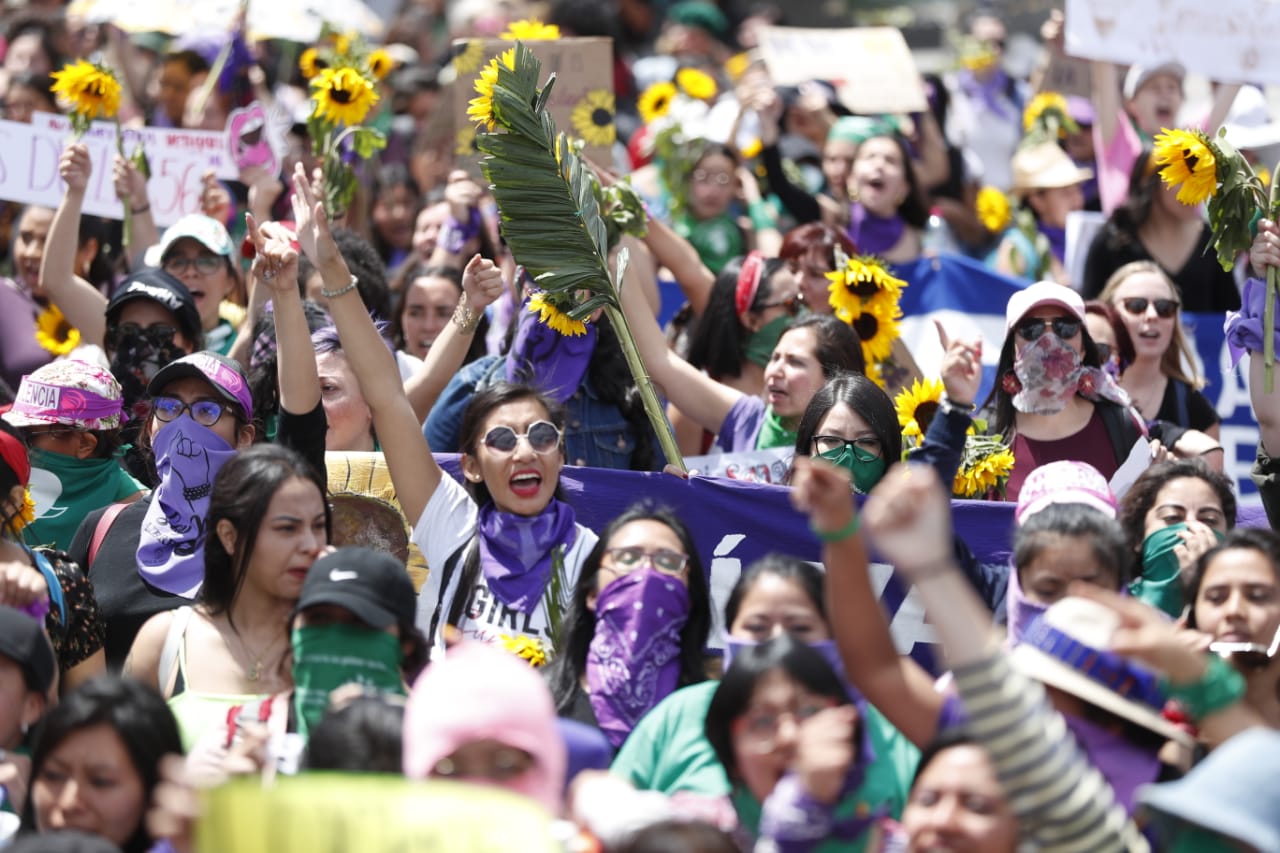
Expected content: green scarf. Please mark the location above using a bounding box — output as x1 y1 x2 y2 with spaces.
290 624 405 739
1131 523 1225 618
756 407 798 450
817 444 887 495
24 448 144 552
743 315 792 368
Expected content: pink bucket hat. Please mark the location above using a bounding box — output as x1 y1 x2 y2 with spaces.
2 360 126 431
1015 460 1117 525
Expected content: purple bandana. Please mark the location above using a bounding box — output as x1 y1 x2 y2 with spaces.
505 296 597 404
956 67 1015 121
1005 568 1047 645
1038 223 1067 262
1225 277 1280 368
137 417 238 597
586 566 690 748
475 498 578 612
847 203 906 257
1063 711 1162 813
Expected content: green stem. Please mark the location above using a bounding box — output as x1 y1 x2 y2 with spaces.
602 304 686 473
1268 160 1280 393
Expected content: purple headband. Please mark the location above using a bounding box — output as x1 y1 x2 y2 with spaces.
13 380 124 423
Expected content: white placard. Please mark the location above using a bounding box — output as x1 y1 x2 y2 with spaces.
1065 0 1280 84
686 446 794 484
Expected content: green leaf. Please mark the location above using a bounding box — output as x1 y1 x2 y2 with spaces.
614 245 630 295
352 127 387 159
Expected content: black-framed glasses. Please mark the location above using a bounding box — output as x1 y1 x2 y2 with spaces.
1119 297 1179 318
151 396 230 427
106 322 178 348
163 254 223 276
482 421 562 454
603 546 689 576
1016 317 1081 342
812 434 881 456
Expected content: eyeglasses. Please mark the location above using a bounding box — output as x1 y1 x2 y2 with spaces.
481 421 562 454
603 546 689 576
1016 317 1081 342
733 699 837 753
691 169 733 187
23 426 80 443
163 254 223 276
1119 297 1179 318
151 396 230 427
812 434 881 456
758 295 800 316
106 322 178 348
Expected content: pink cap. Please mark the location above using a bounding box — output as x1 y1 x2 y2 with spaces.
1005 280 1086 336
1016 460 1117 524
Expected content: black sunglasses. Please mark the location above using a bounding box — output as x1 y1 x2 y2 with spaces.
1016 317 1081 342
1119 297 1179 318
482 421 562 454
106 322 179 348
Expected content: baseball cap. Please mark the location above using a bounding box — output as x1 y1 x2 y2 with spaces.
0 606 56 694
106 268 203 344
1015 461 1117 524
1122 61 1186 101
147 351 253 421
3 360 126 431
1005 280 1086 335
295 547 415 630
145 213 235 268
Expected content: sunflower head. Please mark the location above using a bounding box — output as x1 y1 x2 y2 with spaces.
676 67 718 101
468 48 517 131
724 52 752 82
299 48 328 80
638 81 677 124
368 49 396 81
954 445 1015 498
894 377 944 438
528 292 588 337
500 19 561 40
35 303 80 356
975 186 1013 233
499 634 549 666
571 90 616 148
311 66 380 127
1151 127 1219 206
826 254 905 320
739 137 762 160
50 60 122 131
1022 92 1069 133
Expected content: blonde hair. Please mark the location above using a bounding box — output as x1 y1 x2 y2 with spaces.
1098 261 1202 387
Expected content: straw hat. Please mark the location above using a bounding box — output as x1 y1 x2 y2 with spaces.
1010 142 1094 196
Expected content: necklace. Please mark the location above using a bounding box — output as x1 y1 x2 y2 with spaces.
233 630 284 682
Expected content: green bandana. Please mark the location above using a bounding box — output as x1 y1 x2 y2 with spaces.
290 624 405 739
756 407 798 450
743 314 792 368
1164 825 1240 853
24 447 144 551
1131 523 1225 618
818 443 887 494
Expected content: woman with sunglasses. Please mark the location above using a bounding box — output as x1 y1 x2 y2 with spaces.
1099 261 1219 437
983 282 1143 501
546 506 712 749
287 165 595 658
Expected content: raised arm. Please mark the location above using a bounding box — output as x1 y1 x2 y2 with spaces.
113 152 159 268
789 456 944 749
40 144 109 346
291 164 439 524
1090 61 1121 146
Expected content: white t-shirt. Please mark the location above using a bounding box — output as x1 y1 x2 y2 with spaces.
412 475 597 656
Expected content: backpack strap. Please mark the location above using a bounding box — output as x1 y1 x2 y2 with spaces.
445 540 483 631
158 605 194 698
29 549 67 626
88 501 130 567
1098 401 1146 469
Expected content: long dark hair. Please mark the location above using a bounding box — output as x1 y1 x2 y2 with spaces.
688 255 792 379
585 313 657 471
782 314 866 377
704 634 849 784
793 369 898 464
1102 148 1160 252
1117 458 1237 555
724 554 827 628
457 383 567 507
857 134 930 229
982 317 1104 438
546 505 712 713
200 445 330 623
390 264 488 365
25 676 183 853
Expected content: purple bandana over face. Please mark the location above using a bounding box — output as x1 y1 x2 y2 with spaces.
847 203 906 257
1012 333 1084 415
505 297 598 404
1063 711 1162 813
137 417 238 597
1006 567 1047 645
586 566 690 748
1038 223 1067 263
475 498 578 612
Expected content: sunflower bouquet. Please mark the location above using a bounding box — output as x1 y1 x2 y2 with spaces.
893 377 1015 499
1151 127 1280 389
301 28 390 219
825 251 906 386
1021 91 1078 147
467 42 686 471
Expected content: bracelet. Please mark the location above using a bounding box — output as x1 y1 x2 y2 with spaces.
452 294 480 334
1161 653 1247 721
130 203 151 215
939 395 976 416
748 199 777 232
811 514 859 543
320 275 360 300
183 483 212 501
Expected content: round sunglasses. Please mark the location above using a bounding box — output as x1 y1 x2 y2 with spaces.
1016 316 1081 342
1118 297 1179 318
151 396 231 427
481 420 562 454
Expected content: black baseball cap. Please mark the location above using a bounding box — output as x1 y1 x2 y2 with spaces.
106 268 203 344
295 547 415 630
0 606 56 694
147 350 254 421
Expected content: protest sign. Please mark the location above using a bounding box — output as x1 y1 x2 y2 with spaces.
1064 0 1280 84
756 26 927 115
1037 54 1093 99
449 37 615 169
686 446 793 484
67 0 384 42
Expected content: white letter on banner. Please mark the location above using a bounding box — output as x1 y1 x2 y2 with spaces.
1216 339 1251 419
1221 424 1262 503
28 133 60 193
708 534 745 650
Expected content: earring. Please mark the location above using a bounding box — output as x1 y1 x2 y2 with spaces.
1001 370 1022 395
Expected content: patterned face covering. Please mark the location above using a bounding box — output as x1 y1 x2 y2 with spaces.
1011 332 1084 415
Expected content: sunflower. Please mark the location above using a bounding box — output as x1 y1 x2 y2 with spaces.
975 186 1012 233
367 49 396 81
34 304 80 356
1022 91 1069 133
50 60 121 130
676 67 718 101
848 298 902 366
724 52 752 82
1152 128 1218 206
1259 165 1273 189
955 447 1015 498
299 47 327 80
739 137 762 160
826 255 905 320
959 46 998 73
452 39 487 75
454 125 477 157
638 81 676 124
528 292 588 337
311 66 379 126
468 48 516 131
895 377 944 438
571 89 616 147
498 633 549 667
332 33 352 56
500 18 561 40
11 488 36 534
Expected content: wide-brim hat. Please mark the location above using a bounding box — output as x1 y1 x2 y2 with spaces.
1222 84 1280 151
1010 141 1094 196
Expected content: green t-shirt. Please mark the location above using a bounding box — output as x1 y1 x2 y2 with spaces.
674 213 744 275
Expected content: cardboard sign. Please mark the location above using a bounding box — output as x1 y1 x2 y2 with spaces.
0 107 288 226
449 36 615 168
1037 54 1093 99
1065 0 1280 84
756 26 927 115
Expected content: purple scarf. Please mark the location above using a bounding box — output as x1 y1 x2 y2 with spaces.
505 296 597 404
1225 277 1280 368
847 203 905 257
956 67 1015 121
585 566 690 748
137 417 238 597
1039 223 1067 262
1005 568 1047 645
475 499 578 612
1063 711 1162 813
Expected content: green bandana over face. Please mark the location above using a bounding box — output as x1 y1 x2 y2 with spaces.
290 624 405 739
24 447 144 551
756 407 798 450
1131 523 1225 618
743 315 792 368
818 443 887 494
